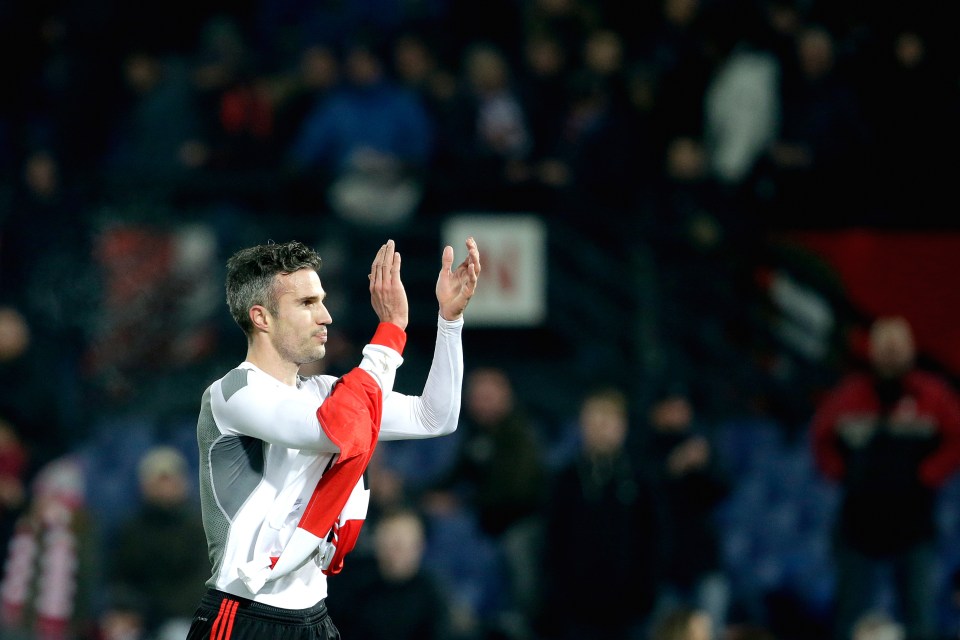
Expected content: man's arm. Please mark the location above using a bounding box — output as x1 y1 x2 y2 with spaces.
306 239 410 454
379 238 480 440
380 315 464 440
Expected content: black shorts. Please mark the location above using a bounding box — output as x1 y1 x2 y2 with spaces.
187 589 340 640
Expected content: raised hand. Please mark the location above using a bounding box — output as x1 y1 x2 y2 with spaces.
436 237 481 321
369 239 409 330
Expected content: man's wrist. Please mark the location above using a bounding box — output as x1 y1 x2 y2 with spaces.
438 305 463 322
371 322 407 355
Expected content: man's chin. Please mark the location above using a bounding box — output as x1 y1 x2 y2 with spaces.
298 347 325 365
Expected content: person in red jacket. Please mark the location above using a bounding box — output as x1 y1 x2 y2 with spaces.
811 315 960 640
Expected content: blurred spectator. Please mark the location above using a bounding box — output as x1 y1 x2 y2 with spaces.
0 149 94 460
0 308 55 468
0 455 99 640
643 0 715 140
811 316 960 640
391 31 457 120
271 42 341 153
84 220 220 414
103 51 208 190
22 5 127 175
516 28 570 165
347 446 417 559
524 67 644 248
642 135 756 420
422 366 547 636
756 23 871 227
535 386 662 640
0 417 27 550
520 0 599 63
327 506 452 640
389 30 459 217
579 27 629 101
106 445 208 637
191 16 280 178
0 149 93 319
852 610 905 640
644 388 732 639
288 34 433 227
93 588 149 640
438 41 533 211
702 35 779 191
855 23 960 223
651 606 713 640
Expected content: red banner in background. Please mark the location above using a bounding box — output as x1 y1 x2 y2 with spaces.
788 230 960 379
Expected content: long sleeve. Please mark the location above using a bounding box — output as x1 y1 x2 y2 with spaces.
379 314 464 440
212 324 404 453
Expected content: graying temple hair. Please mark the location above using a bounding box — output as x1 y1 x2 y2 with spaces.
225 241 322 336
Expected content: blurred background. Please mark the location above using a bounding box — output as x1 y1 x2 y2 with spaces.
0 0 958 638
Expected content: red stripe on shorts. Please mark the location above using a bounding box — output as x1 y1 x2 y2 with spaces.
210 598 228 639
211 598 239 640
220 599 239 639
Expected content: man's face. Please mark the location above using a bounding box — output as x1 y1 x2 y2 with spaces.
869 318 915 379
269 268 332 365
466 370 513 426
579 399 628 455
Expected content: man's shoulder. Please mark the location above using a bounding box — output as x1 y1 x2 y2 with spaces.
217 367 252 402
206 365 270 407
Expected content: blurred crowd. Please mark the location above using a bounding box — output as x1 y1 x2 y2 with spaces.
1 0 959 638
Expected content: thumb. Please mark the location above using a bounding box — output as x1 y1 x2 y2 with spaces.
441 245 454 272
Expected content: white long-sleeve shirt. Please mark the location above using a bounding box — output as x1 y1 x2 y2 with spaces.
196 315 463 608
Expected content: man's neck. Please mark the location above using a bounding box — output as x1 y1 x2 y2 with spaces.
245 342 300 386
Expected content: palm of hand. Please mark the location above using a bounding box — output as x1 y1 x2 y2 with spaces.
436 240 480 320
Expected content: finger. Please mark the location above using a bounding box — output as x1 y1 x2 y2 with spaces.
371 243 386 275
466 262 478 290
370 244 385 290
391 251 402 276
375 244 389 288
441 245 454 273
382 239 395 269
466 237 481 274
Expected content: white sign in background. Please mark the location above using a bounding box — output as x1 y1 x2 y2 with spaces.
441 214 547 327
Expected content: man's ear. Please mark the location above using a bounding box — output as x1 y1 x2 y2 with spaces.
250 305 270 332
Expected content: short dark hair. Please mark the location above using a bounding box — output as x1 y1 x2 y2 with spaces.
225 241 322 336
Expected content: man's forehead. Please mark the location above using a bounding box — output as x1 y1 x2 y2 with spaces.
276 268 324 297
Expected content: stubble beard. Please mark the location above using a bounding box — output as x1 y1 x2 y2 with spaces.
297 342 326 365
276 333 326 366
